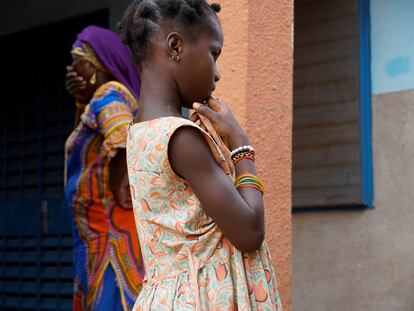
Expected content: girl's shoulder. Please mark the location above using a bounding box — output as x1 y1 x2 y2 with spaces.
128 116 195 144
130 116 206 137
128 116 232 175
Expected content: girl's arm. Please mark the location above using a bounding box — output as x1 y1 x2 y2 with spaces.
169 100 265 252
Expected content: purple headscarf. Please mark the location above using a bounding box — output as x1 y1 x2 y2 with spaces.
72 25 141 100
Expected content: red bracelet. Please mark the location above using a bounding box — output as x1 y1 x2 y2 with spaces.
233 155 255 164
232 150 255 164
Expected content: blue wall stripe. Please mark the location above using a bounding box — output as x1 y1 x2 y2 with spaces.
359 0 374 208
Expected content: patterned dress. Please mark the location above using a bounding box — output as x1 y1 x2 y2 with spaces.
65 81 144 310
127 116 283 310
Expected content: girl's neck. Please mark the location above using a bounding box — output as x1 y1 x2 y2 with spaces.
137 68 183 122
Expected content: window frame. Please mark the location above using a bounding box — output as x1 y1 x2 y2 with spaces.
359 0 374 209
292 0 374 212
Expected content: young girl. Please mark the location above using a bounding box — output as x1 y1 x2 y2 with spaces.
119 1 283 309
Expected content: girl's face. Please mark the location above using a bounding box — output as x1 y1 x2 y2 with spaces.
177 17 223 108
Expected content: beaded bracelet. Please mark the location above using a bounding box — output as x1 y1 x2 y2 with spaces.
232 150 255 164
230 145 255 158
234 174 265 194
231 145 256 164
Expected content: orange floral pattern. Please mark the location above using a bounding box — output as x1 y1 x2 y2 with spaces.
127 116 283 310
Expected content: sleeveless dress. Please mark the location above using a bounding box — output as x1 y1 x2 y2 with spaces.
127 116 283 310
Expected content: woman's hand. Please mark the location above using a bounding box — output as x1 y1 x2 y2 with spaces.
112 174 133 210
65 66 88 104
109 149 132 210
191 97 249 150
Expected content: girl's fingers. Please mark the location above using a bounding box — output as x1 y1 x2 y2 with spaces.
207 97 222 112
192 102 216 121
190 112 199 123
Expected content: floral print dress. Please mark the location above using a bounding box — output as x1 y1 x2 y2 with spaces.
127 116 283 310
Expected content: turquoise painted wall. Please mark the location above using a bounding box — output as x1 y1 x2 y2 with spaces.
371 0 414 95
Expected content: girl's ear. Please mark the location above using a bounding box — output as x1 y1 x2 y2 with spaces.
166 32 183 56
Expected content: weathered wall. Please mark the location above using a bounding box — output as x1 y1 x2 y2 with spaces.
293 1 414 310
216 1 293 309
293 88 414 311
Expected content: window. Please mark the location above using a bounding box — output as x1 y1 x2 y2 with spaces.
292 0 373 209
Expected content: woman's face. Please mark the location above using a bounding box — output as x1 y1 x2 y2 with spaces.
177 17 223 108
71 56 97 102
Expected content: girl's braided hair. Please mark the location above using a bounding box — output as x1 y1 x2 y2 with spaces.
118 0 221 67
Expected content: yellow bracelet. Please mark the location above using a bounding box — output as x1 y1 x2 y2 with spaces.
234 174 265 193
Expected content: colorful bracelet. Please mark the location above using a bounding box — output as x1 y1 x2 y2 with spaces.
232 150 255 164
230 145 255 158
234 174 265 194
231 145 256 164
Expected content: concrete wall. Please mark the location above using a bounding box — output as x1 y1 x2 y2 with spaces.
293 2 414 310
217 1 293 309
293 88 414 311
1 1 293 309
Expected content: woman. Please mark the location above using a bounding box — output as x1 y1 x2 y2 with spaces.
119 1 282 310
64 26 143 311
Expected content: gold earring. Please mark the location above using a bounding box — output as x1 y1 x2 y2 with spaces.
90 72 96 85
169 54 181 62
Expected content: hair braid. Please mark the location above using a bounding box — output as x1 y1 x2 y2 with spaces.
118 0 221 67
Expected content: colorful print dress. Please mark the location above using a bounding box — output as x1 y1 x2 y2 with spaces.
127 116 283 310
65 81 144 310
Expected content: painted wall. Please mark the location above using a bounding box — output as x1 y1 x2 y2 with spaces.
371 0 414 94
0 0 293 309
217 1 293 309
293 1 414 310
293 88 414 311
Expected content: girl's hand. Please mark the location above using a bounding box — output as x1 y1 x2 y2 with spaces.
191 97 249 150
65 66 87 103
